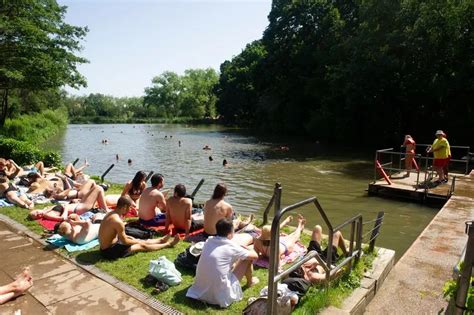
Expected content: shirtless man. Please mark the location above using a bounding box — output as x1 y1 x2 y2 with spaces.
138 174 167 226
165 184 203 238
203 183 233 236
99 196 179 260
56 214 100 245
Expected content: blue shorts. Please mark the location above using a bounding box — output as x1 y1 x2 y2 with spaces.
138 213 166 226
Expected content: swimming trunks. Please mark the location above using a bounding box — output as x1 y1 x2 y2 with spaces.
5 183 18 194
138 213 166 226
307 241 339 262
100 243 132 260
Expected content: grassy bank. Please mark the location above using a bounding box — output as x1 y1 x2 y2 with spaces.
0 181 376 314
0 108 67 166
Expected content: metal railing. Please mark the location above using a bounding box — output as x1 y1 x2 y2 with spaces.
374 145 471 199
454 220 474 314
266 183 367 314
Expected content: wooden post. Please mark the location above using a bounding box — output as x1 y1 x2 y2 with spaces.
369 211 385 252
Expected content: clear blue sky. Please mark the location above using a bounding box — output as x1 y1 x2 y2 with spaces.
59 0 272 97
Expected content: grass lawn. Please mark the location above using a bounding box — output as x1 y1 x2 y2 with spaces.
0 181 376 314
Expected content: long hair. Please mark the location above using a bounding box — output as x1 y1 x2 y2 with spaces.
131 171 146 190
212 183 227 199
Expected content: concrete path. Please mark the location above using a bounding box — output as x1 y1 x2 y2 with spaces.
0 220 158 315
365 171 474 314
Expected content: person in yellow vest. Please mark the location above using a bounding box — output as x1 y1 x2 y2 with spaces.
427 130 450 184
442 131 451 182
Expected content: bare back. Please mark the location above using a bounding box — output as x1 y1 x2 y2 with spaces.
138 187 166 220
167 196 192 230
98 212 124 249
203 198 233 235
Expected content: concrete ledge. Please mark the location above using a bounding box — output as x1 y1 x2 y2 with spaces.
0 213 183 315
320 247 396 315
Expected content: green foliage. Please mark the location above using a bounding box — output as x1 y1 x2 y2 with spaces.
443 265 474 312
143 68 219 119
216 0 474 147
0 138 61 167
0 0 88 125
0 108 67 143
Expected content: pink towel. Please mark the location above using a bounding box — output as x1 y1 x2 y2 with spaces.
254 241 307 268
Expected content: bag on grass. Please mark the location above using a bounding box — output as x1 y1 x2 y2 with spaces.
149 256 182 286
125 222 157 239
174 244 202 273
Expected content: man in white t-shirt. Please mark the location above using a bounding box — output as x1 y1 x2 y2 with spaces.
186 218 259 308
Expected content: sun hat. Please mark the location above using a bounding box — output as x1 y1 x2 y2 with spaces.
435 130 444 136
189 241 204 257
259 225 272 241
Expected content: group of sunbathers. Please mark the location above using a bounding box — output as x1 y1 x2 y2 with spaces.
0 158 350 308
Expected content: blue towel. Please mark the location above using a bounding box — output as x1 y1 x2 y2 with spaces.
46 234 99 252
0 199 13 207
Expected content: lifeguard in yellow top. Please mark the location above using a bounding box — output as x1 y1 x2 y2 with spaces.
427 130 450 184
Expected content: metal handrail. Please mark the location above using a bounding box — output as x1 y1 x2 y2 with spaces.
266 184 363 314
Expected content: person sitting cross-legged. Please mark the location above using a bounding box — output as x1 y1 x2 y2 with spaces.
186 218 259 308
99 195 179 260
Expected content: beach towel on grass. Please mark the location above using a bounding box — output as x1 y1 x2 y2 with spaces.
37 211 99 231
46 234 99 252
254 241 307 269
0 199 13 207
143 223 204 239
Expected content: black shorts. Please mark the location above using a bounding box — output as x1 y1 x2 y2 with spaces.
174 219 204 234
307 240 339 262
100 243 132 260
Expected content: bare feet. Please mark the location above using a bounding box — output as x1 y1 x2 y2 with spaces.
281 215 293 227
15 268 31 281
167 235 180 247
297 214 306 229
12 276 33 298
245 276 260 288
160 234 171 243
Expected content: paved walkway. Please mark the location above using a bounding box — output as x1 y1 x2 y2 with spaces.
0 220 158 315
365 171 474 314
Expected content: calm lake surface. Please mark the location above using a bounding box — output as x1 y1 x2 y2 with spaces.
49 124 437 259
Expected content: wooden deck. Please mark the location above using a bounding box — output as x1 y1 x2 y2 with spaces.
368 171 468 204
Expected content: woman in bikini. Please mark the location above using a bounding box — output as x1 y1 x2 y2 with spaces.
253 214 306 260
63 159 89 180
121 171 146 208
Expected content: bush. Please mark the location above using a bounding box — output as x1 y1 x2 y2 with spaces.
0 108 68 143
0 137 61 167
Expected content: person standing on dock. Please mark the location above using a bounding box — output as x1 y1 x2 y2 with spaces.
402 135 416 177
427 130 450 184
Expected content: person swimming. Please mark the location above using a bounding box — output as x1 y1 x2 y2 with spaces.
223 159 228 167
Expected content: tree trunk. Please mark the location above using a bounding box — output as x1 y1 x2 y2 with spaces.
0 89 8 127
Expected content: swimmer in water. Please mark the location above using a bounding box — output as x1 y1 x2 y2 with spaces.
209 156 213 162
223 159 228 167
128 159 132 164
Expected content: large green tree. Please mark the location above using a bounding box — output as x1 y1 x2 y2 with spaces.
0 0 88 125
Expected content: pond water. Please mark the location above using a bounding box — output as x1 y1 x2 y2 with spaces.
48 124 437 259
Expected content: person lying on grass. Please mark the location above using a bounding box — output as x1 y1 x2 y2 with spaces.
99 195 179 260
29 205 68 222
253 214 306 262
55 213 104 245
289 225 349 284
187 218 259 308
0 175 34 209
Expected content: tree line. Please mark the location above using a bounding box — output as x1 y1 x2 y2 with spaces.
1 0 473 148
216 0 473 147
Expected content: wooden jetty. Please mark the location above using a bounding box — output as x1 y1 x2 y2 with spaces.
365 170 474 314
368 170 468 205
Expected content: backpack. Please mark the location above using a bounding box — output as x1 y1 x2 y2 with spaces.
174 246 200 273
125 221 157 239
